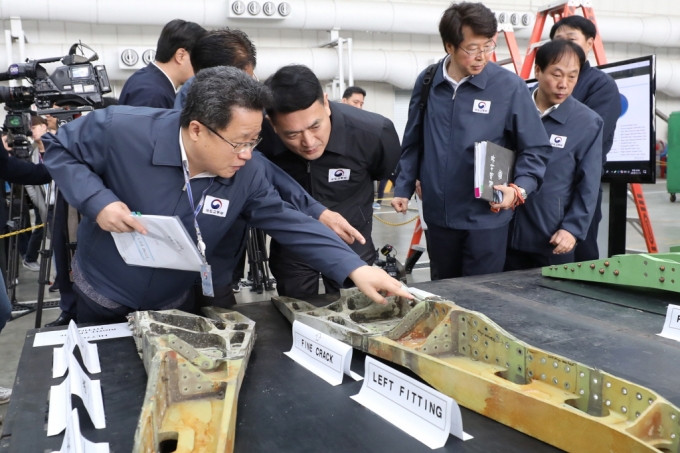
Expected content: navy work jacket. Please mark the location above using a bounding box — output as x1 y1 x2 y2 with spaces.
394 61 553 230
571 61 620 162
174 76 193 110
258 102 401 263
119 64 176 109
172 78 326 286
42 107 365 310
509 95 603 256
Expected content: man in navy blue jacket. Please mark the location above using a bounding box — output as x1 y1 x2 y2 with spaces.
551 16 621 261
43 66 409 324
391 3 552 280
119 19 205 108
174 29 365 307
506 40 603 269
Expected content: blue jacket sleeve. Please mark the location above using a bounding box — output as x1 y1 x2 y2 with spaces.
506 83 553 194
240 168 366 284
560 120 604 241
41 109 120 220
582 77 620 160
393 70 427 199
256 152 326 219
0 144 51 185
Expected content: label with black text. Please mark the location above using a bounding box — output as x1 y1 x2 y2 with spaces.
351 357 472 449
284 321 363 386
658 304 680 342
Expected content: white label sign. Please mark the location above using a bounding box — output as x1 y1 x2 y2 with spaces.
550 134 567 148
658 304 680 341
34 322 132 348
351 357 472 449
284 320 363 386
48 354 106 436
472 99 491 114
328 168 351 182
53 321 101 378
53 409 109 453
202 195 229 217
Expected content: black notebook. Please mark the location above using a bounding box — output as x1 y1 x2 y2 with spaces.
474 141 515 203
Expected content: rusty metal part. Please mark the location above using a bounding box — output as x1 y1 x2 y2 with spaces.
128 307 255 453
274 289 680 453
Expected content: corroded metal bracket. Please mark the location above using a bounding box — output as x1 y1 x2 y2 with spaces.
274 289 680 453
128 308 255 453
543 252 680 293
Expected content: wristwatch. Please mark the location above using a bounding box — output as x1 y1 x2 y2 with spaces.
517 186 528 200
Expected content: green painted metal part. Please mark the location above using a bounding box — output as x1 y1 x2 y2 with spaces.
542 253 680 293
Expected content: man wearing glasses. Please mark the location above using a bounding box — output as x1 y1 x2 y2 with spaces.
391 2 552 280
43 66 411 324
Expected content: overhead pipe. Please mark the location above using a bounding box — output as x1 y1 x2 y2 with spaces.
0 0 679 48
4 43 680 96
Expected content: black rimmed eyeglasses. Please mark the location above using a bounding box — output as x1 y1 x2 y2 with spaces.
201 122 262 154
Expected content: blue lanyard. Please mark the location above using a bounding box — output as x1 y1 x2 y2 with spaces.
181 160 214 263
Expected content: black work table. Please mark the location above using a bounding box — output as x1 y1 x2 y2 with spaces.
1 269 679 452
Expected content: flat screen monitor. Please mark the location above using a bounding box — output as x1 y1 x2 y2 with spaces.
527 55 656 184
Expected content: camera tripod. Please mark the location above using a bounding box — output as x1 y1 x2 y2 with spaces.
5 183 36 319
243 227 275 294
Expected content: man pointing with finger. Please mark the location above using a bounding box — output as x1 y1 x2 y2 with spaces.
43 66 410 324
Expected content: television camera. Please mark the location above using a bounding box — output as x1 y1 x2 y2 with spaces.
0 42 111 160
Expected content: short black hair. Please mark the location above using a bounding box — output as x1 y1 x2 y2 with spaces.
155 19 206 63
181 66 272 130
264 65 323 119
190 28 257 73
342 86 366 99
439 2 497 51
535 39 586 72
550 16 597 41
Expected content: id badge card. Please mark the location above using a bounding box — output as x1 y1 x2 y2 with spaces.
201 263 214 297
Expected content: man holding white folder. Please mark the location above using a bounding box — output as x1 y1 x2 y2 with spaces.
43 66 411 324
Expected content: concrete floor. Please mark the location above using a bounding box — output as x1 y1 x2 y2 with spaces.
0 180 678 425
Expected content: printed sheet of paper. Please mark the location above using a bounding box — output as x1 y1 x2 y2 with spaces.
53 321 101 378
34 323 132 348
111 215 203 272
48 354 106 436
53 409 109 453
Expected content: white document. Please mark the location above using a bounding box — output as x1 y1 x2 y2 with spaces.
111 215 203 272
658 304 680 342
48 355 106 436
53 409 109 453
351 356 472 449
414 195 428 231
285 321 363 386
53 321 101 378
34 323 132 348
